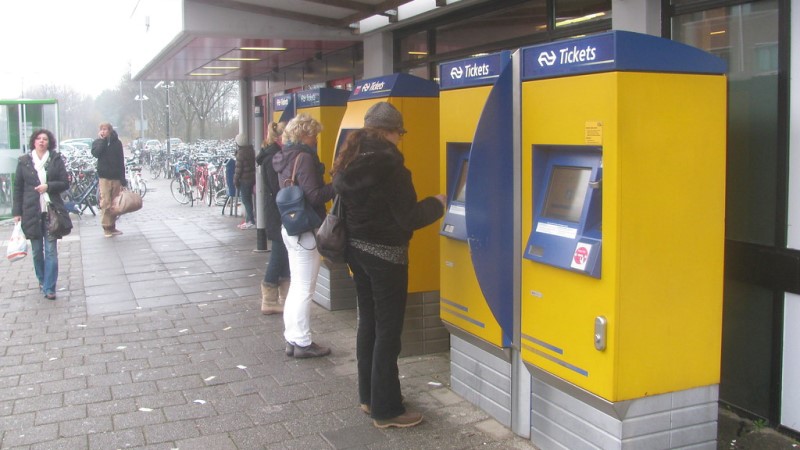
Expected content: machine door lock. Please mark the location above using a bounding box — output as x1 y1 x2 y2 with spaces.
594 316 607 351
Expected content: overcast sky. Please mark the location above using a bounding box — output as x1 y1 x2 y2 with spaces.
0 0 139 98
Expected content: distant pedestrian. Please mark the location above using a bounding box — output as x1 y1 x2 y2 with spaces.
256 122 290 314
234 133 256 230
12 129 70 300
91 122 126 237
272 114 335 358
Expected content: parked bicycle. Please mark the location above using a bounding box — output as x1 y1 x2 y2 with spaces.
170 161 194 206
205 158 228 206
125 157 147 199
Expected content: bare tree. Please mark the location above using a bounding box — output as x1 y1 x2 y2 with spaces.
178 80 238 140
25 84 95 139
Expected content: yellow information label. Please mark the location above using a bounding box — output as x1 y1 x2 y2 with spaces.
585 121 603 144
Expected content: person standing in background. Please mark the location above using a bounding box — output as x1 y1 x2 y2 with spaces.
256 122 290 314
12 129 70 300
234 133 257 230
91 122 126 238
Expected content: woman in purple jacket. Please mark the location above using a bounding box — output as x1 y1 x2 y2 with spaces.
272 114 335 358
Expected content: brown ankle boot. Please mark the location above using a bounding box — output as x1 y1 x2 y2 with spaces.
278 279 291 305
261 282 282 315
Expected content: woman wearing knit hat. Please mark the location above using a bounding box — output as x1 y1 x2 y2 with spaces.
331 102 446 428
233 133 257 229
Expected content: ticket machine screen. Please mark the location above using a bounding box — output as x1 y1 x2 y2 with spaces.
441 143 470 241
524 145 602 278
542 166 591 223
453 161 469 204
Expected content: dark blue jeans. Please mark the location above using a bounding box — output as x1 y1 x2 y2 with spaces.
263 237 290 284
30 213 58 295
240 181 255 223
347 247 408 420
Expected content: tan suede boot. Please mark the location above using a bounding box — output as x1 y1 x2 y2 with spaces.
261 281 282 315
278 279 291 305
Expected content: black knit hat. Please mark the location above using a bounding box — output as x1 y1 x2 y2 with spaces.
364 102 406 134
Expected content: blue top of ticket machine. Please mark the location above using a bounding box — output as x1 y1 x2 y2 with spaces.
440 51 514 344
273 93 296 122
521 31 725 279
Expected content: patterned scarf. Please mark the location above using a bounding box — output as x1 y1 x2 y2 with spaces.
31 150 51 212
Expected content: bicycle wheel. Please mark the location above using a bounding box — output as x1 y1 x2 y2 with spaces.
150 162 161 179
138 179 147 199
206 184 214 207
170 178 189 204
186 179 195 207
213 185 227 206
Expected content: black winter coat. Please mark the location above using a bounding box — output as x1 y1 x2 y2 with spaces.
233 145 256 188
272 143 334 221
91 130 125 180
332 136 443 247
12 151 70 240
256 142 282 240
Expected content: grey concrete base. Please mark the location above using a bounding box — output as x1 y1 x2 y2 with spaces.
529 367 718 450
399 290 449 357
313 259 357 311
450 334 513 427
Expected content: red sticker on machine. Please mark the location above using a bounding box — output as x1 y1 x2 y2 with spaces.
571 243 592 271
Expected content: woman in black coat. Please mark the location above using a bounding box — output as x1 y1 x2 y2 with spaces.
331 102 446 429
255 121 290 314
12 129 70 300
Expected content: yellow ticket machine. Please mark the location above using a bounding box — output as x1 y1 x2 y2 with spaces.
439 51 516 426
329 73 444 356
271 93 294 123
295 88 350 183
519 31 727 449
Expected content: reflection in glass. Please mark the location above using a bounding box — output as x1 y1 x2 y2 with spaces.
555 0 611 28
673 1 778 245
436 2 546 55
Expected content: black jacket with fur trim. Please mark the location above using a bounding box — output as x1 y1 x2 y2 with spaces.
332 136 443 247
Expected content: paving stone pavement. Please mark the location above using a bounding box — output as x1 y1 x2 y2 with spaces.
0 174 540 450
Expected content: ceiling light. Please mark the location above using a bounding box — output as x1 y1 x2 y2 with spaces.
239 47 287 51
204 66 239 70
408 51 428 55
190 73 225 76
555 12 606 27
709 30 726 35
219 57 261 61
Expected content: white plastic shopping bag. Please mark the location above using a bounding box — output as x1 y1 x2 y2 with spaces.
6 222 27 263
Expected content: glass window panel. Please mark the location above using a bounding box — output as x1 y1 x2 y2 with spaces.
399 30 429 63
554 0 611 28
435 2 546 55
673 1 779 246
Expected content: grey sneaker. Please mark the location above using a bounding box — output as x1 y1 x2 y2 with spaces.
293 342 331 358
373 411 423 429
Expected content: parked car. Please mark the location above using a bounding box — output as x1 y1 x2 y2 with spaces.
62 138 94 149
145 139 162 152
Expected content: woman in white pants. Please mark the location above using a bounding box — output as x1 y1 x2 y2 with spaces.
271 114 335 358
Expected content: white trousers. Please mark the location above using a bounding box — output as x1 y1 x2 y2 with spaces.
281 227 321 347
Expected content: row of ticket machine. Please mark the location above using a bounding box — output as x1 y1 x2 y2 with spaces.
270 31 727 448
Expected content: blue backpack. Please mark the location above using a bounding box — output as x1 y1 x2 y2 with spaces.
275 153 322 236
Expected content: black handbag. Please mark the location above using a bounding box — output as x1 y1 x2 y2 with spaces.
316 194 347 262
276 153 322 236
47 202 73 238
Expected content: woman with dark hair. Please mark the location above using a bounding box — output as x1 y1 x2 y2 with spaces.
234 133 257 229
331 102 446 428
12 129 70 300
256 121 290 314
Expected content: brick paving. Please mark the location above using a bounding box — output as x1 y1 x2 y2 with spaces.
0 175 539 450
